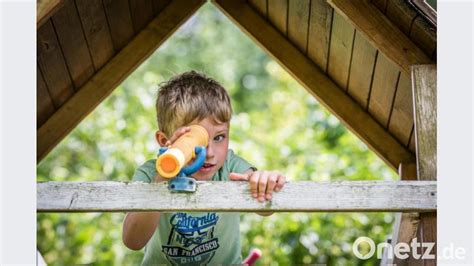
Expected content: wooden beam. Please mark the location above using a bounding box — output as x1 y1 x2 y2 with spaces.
387 163 422 265
212 0 414 170
37 181 437 212
412 65 437 263
327 0 432 76
37 0 205 162
37 0 64 28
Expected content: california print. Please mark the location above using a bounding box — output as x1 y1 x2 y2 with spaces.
162 212 220 265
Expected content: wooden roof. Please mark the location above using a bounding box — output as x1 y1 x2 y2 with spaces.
37 0 436 171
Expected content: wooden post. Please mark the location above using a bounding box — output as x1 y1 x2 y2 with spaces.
412 65 437 264
386 163 422 266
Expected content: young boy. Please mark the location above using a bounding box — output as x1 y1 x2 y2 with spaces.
122 71 286 265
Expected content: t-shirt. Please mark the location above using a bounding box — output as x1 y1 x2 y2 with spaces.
132 149 254 265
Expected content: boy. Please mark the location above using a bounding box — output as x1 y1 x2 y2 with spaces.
122 71 286 265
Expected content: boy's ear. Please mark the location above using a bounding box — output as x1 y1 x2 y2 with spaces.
155 131 168 146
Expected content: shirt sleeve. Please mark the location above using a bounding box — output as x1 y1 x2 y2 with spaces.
227 149 256 174
132 159 156 183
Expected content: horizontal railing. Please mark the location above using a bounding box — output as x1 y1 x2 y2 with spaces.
37 181 437 213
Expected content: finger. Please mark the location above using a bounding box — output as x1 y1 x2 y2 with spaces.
229 172 250 181
275 174 286 192
265 172 278 200
249 172 259 199
168 127 190 145
257 171 269 202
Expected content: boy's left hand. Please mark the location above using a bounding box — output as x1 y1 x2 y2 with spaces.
230 170 286 202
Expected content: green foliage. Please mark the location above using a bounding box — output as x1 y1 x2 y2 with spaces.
37 3 397 265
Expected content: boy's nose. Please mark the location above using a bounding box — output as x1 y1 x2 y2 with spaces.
205 143 214 158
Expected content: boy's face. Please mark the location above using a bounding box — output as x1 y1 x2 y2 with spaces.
189 116 229 181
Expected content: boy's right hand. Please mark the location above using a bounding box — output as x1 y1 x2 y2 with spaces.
163 126 191 147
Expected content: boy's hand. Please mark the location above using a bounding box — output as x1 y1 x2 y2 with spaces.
230 170 286 202
164 126 191 146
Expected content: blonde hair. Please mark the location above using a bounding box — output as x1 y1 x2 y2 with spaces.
156 71 232 137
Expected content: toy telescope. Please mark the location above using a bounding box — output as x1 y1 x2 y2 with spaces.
156 125 208 192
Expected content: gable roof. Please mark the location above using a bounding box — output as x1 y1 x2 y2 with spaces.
37 0 436 170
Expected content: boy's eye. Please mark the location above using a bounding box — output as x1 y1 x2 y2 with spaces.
213 134 226 142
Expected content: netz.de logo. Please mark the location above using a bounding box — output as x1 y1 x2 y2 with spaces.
352 236 435 260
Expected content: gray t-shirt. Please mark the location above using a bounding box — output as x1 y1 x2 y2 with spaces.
132 149 254 265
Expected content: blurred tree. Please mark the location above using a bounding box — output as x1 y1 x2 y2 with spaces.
37 3 397 265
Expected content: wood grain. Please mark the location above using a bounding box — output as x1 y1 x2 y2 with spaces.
267 0 287 35
152 0 171 15
327 0 431 76
412 65 437 181
368 53 400 127
103 0 135 51
76 0 115 70
37 181 437 212
38 0 206 161
249 0 267 17
307 0 333 72
288 0 311 53
388 74 414 145
413 65 437 264
37 0 64 27
410 16 437 58
213 0 414 170
52 0 94 88
129 0 155 33
347 31 377 108
388 163 420 265
372 0 387 13
386 0 417 35
37 65 56 128
37 20 74 108
328 11 355 90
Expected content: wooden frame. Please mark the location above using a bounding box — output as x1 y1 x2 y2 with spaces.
37 0 64 27
212 0 414 171
37 0 206 161
327 0 432 76
37 181 437 212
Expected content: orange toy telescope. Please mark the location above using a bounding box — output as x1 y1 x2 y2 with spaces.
156 125 209 179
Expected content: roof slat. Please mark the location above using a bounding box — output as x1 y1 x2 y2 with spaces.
327 0 432 76
327 12 355 90
129 0 155 33
267 0 287 35
38 0 206 161
307 0 333 73
37 0 64 27
37 65 56 128
249 0 267 18
288 0 310 53
52 0 94 89
76 0 115 70
347 31 377 108
37 20 75 108
103 0 135 51
213 0 415 170
152 0 172 15
368 53 400 127
388 74 414 146
386 0 417 35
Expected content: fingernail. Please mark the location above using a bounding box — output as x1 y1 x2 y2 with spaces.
258 197 264 202
266 194 272 200
252 193 257 198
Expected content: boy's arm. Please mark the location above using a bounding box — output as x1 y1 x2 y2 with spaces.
122 212 161 250
122 173 168 250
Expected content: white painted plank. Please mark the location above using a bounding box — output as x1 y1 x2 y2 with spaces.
38 181 437 212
